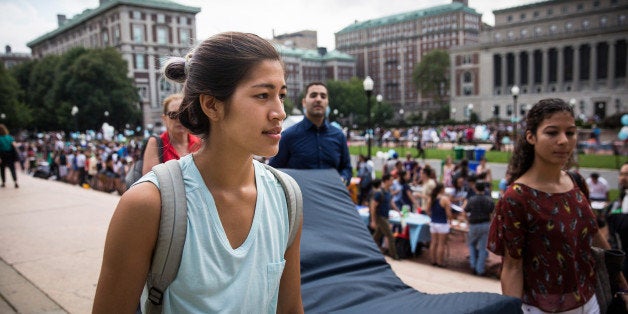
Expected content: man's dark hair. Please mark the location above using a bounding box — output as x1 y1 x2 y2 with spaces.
475 181 487 193
304 82 326 95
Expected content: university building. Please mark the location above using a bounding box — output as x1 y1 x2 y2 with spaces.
27 0 200 128
449 0 628 122
335 0 482 120
273 32 355 107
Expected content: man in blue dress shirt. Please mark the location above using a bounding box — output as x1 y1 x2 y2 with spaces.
269 82 353 184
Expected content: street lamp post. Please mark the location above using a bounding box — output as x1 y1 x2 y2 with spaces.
511 85 520 139
363 76 374 158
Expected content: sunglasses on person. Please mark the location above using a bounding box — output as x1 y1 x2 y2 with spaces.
165 111 179 120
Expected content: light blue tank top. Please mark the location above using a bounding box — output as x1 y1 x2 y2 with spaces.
137 155 289 313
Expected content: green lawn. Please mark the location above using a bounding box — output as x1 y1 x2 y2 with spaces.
351 144 625 199
349 145 627 170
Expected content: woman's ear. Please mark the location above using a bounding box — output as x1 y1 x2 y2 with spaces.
525 130 536 145
199 94 223 121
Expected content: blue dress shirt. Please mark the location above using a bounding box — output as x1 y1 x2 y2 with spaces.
269 117 353 183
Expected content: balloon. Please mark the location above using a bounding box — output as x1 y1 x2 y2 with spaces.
621 114 628 126
619 126 628 141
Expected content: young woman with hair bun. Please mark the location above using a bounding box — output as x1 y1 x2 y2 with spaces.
94 32 303 313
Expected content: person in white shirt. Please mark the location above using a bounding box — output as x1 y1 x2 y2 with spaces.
586 172 610 202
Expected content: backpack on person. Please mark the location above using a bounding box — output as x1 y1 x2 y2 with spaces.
124 135 163 189
141 159 303 314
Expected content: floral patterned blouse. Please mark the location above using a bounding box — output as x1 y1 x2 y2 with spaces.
488 181 598 312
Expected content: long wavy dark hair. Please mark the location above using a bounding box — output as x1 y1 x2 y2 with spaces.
507 98 575 184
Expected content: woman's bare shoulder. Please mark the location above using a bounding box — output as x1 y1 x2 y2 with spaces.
116 182 162 221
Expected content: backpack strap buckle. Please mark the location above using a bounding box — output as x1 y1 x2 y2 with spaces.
148 287 164 305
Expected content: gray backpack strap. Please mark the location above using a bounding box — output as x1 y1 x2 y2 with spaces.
145 160 187 314
263 164 303 248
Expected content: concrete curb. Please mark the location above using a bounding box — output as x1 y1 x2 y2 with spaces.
0 258 66 314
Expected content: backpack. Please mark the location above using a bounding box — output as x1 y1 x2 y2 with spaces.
125 136 163 188
142 159 303 314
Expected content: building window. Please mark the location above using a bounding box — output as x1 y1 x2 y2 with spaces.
547 8 553 16
133 24 143 43
600 16 608 27
157 27 168 44
549 24 557 34
180 16 188 25
160 78 171 92
565 22 573 31
593 1 600 8
179 29 190 44
577 3 584 11
113 27 120 44
507 15 513 22
157 14 165 23
533 11 539 18
520 13 526 20
583 19 590 29
535 26 543 35
138 86 148 99
132 11 141 20
507 31 514 39
135 54 145 69
521 28 528 38
102 31 109 44
463 71 472 83
462 71 473 96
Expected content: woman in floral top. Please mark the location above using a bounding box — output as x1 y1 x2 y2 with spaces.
488 98 628 313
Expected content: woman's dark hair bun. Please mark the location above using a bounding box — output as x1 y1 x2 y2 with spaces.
162 57 187 84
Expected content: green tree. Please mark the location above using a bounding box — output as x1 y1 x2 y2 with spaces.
412 49 450 106
9 60 35 105
53 47 140 131
0 64 32 130
28 55 61 130
371 99 394 127
16 47 141 132
326 78 369 127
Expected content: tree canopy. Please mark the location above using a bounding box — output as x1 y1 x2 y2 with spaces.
325 77 393 128
0 64 32 131
412 49 450 106
8 47 141 132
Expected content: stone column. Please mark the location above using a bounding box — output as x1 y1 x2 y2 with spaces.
557 46 564 90
528 49 534 92
573 45 580 90
514 50 521 87
608 40 616 89
501 52 507 94
542 48 548 93
590 42 597 89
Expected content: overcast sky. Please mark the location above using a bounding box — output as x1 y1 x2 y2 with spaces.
1 0 539 53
